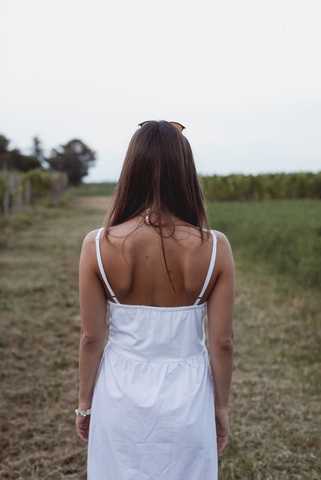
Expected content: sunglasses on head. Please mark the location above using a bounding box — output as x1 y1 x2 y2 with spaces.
138 121 186 133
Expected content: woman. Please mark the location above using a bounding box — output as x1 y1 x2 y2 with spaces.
76 120 234 479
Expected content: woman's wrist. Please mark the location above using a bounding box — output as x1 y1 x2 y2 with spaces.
78 401 92 410
214 404 229 413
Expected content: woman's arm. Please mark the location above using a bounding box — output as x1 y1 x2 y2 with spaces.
76 231 107 443
207 233 235 454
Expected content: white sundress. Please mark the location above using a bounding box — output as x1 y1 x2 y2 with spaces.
87 228 218 480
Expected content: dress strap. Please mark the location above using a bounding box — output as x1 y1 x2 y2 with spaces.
194 231 217 305
95 228 119 304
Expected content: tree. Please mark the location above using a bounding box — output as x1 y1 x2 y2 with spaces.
46 139 96 185
0 134 11 169
0 134 41 171
9 149 41 172
0 134 10 155
32 136 45 166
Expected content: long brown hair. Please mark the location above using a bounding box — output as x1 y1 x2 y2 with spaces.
104 120 210 289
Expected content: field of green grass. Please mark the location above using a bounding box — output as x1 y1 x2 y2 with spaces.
0 196 320 479
207 200 321 287
68 182 117 197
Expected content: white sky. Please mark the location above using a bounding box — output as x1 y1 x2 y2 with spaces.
1 0 320 182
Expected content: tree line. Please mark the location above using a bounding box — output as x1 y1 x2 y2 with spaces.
200 172 321 201
2 133 320 201
0 134 96 185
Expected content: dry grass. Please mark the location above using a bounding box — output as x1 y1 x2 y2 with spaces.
70 196 111 213
0 197 320 479
211 272 321 479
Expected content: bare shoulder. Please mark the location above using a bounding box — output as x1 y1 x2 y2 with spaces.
212 230 232 249
81 229 100 257
83 229 100 243
212 230 234 272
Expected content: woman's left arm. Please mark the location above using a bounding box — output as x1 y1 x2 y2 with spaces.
76 232 107 443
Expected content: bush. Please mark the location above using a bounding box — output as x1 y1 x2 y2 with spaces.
201 172 321 201
22 168 52 197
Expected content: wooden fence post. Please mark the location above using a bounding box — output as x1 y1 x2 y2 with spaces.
24 178 31 206
2 164 9 216
50 172 68 205
16 172 22 212
3 184 9 216
9 170 15 214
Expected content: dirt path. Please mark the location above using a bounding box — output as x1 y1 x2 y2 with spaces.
0 198 320 479
70 196 111 213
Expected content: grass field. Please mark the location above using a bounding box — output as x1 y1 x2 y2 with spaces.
0 196 320 479
207 200 321 287
68 183 117 197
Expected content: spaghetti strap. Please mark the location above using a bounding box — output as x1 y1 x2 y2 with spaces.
194 231 217 305
95 228 120 304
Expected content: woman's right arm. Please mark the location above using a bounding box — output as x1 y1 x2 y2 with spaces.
76 232 107 443
207 233 235 454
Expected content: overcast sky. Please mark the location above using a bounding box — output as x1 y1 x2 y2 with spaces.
1 0 320 182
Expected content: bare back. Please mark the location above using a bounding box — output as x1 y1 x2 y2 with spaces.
92 216 221 307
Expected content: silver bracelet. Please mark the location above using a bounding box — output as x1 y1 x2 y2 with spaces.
75 408 91 417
